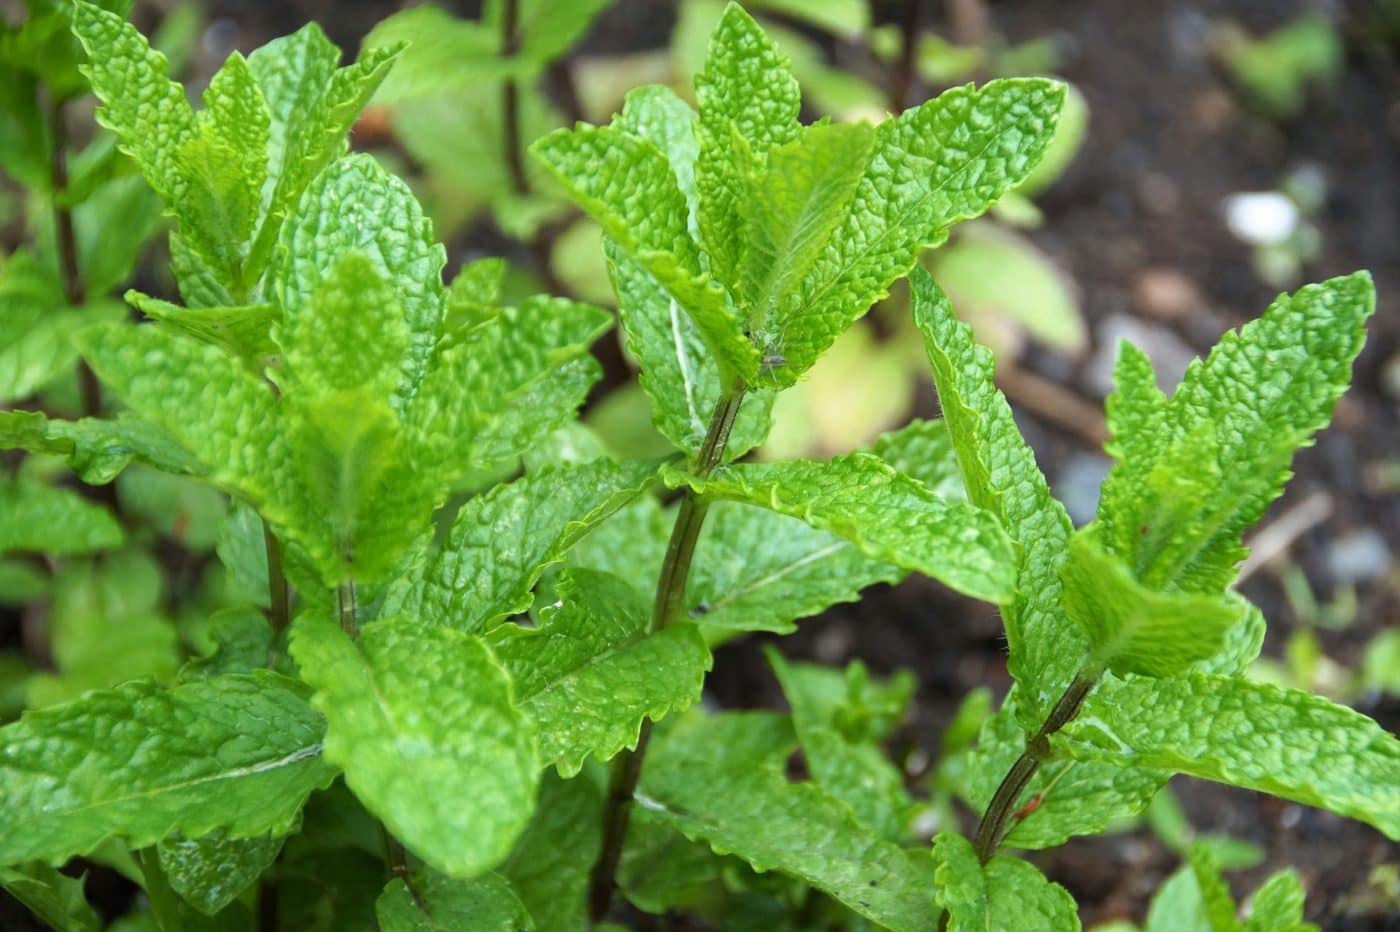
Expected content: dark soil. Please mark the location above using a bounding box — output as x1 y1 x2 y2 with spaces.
1 0 1395 929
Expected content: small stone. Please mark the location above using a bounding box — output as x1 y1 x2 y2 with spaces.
1223 191 1299 246
1133 267 1203 321
1326 528 1391 585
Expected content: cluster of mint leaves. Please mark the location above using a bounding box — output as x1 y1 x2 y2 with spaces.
0 1 1391 930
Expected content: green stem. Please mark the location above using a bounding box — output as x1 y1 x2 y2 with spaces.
262 521 290 664
46 94 103 418
501 0 529 196
971 667 1100 863
587 388 747 922
337 580 359 639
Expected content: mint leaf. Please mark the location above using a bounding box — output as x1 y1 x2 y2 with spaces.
913 267 1081 722
662 454 1016 603
615 85 701 227
126 290 277 364
382 458 660 632
688 501 903 634
932 831 1081 931
1061 529 1240 677
1189 846 1243 932
739 122 873 341
1056 673 1400 840
693 2 801 288
0 476 122 555
157 829 282 917
640 711 941 930
0 672 333 865
275 250 410 402
768 649 914 841
412 295 611 476
531 122 761 386
501 771 602 932
1244 870 1316 932
1096 272 1375 594
71 2 196 218
272 154 445 406
0 409 201 485
868 417 968 501
492 0 613 63
376 870 532 932
290 613 538 878
606 240 775 458
764 79 1065 385
490 569 709 776
364 7 532 105
0 862 100 932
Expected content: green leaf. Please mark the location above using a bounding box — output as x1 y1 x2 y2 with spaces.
75 320 296 528
739 122 873 338
1061 529 1240 678
411 295 611 477
1096 272 1375 595
491 0 613 63
500 770 602 932
0 251 122 405
925 224 1086 354
126 289 277 364
913 267 1081 723
605 240 775 458
1244 870 1316 932
1188 846 1242 932
693 3 801 289
0 671 333 865
640 711 941 931
275 250 410 402
768 649 914 841
179 607 273 681
687 501 903 634
0 476 122 555
662 454 1016 603
531 122 761 386
247 37 400 279
381 458 660 632
615 85 701 226
363 7 533 106
1145 865 1211 932
488 569 711 776
759 79 1065 386
1055 673 1400 840
157 829 283 917
867 418 968 501
290 613 539 878
272 154 445 406
376 870 532 932
0 409 202 485
0 862 100 932
71 1 197 214
932 832 1081 931
0 65 51 191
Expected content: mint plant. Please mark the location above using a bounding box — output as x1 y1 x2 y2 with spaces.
0 2 1392 930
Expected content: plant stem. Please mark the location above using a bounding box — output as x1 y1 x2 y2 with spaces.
337 581 359 638
587 388 747 921
891 0 924 113
46 94 103 418
262 521 290 662
501 0 529 196
971 667 1099 862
